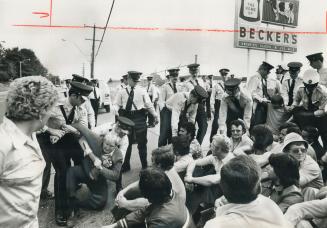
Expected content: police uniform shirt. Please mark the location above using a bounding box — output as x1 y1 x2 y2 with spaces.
247 73 281 102
146 82 156 97
165 92 198 136
159 81 182 110
318 66 327 88
82 99 96 128
88 86 100 100
114 85 157 118
210 81 225 112
184 77 205 92
218 89 253 133
294 85 327 111
120 83 127 89
47 99 88 129
281 77 303 106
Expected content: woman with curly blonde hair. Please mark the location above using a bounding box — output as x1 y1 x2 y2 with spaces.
0 76 58 228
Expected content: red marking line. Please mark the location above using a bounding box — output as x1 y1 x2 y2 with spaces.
11 25 327 35
50 0 53 26
32 12 49 18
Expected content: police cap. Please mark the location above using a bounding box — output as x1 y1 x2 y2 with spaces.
117 116 135 131
122 74 128 79
72 74 89 84
306 52 323 62
219 68 230 74
224 78 241 90
69 81 93 100
187 63 200 70
260 61 274 71
303 69 320 85
168 68 180 77
193 85 208 100
127 71 142 82
287 62 303 70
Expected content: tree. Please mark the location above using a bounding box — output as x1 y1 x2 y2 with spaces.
0 46 48 82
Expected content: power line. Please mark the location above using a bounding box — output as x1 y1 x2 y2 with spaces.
95 0 116 58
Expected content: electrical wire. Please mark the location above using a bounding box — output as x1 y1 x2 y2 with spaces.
95 0 116 58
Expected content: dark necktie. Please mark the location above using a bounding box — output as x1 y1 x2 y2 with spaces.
195 79 199 86
173 83 177 93
93 87 97 99
262 78 269 99
67 106 76 124
288 79 295 106
306 89 315 111
147 84 150 92
125 87 134 111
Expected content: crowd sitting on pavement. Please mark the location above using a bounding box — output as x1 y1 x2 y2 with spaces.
2 52 327 228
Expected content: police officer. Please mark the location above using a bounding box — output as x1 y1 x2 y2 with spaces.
281 62 303 110
306 52 327 88
89 79 101 126
37 81 93 226
247 61 281 128
114 71 158 172
71 74 96 129
146 75 157 127
209 68 230 142
184 63 208 144
275 64 289 83
165 85 208 138
218 78 253 137
292 69 327 149
158 68 181 146
205 75 214 120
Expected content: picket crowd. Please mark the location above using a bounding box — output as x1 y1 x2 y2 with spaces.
1 52 327 228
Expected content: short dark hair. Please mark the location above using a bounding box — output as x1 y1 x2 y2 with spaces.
152 146 175 170
278 122 298 132
271 95 284 106
302 126 319 141
286 127 302 135
230 119 246 134
220 155 261 204
139 168 172 204
269 153 300 188
251 125 273 151
172 135 190 156
178 121 196 140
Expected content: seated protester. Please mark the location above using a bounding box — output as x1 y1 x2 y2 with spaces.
281 133 323 200
271 124 317 162
302 126 324 161
269 153 304 213
104 168 188 228
184 134 234 214
278 122 299 143
228 119 253 156
115 145 186 213
266 95 292 136
285 198 327 228
205 155 292 228
172 135 194 174
65 117 133 226
178 121 202 159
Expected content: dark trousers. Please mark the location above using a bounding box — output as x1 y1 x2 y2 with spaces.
119 109 148 169
37 132 84 216
38 134 51 192
158 107 172 147
250 103 268 129
90 99 99 126
196 102 208 145
210 100 220 142
205 92 212 119
293 107 327 149
66 165 113 210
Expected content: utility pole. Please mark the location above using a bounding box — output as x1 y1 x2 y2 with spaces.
195 54 198 64
85 24 103 79
82 62 85 77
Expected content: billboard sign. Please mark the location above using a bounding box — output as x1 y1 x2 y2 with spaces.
262 0 299 27
234 0 298 53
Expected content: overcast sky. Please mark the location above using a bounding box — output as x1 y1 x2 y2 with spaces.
1 0 327 81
